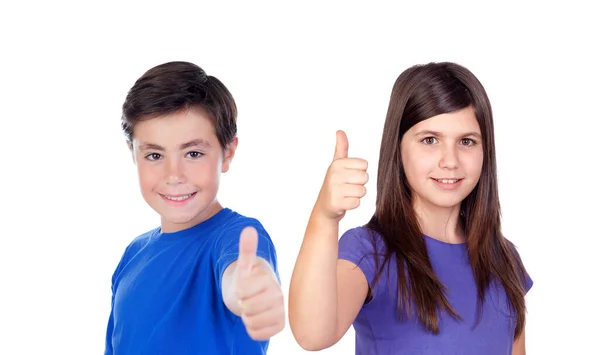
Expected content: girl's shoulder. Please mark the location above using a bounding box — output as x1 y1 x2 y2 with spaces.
338 225 390 266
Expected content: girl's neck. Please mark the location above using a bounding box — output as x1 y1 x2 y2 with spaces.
413 199 465 244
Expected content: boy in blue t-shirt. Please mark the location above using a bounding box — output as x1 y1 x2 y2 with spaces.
104 61 284 354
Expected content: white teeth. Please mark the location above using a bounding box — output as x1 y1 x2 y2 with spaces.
165 193 194 201
436 179 459 184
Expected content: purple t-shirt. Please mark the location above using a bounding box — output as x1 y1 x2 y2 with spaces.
338 226 533 355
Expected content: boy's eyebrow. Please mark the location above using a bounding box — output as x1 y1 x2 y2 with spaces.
138 139 211 151
180 139 211 150
138 142 165 151
415 130 481 139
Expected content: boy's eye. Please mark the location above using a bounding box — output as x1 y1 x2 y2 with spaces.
145 153 162 161
422 137 437 145
187 151 204 159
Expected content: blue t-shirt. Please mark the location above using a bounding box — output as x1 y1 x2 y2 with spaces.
104 208 279 355
338 226 533 355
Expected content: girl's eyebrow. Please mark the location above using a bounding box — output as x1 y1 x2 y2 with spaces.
415 130 481 139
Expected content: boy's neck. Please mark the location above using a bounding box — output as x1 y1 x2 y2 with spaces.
413 200 464 244
160 201 223 234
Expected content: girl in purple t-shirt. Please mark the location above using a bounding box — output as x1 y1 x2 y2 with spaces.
289 62 532 355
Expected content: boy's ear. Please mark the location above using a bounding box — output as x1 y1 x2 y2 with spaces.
126 140 135 162
222 136 239 173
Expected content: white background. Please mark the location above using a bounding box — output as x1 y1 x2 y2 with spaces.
1 1 598 354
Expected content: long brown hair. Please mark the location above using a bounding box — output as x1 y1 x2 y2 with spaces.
367 62 528 338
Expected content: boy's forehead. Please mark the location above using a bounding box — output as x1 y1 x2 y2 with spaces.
132 109 218 146
135 137 212 150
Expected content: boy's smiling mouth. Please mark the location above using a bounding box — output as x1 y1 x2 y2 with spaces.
160 192 197 202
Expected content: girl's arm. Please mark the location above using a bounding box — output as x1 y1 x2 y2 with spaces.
289 208 370 350
512 329 526 355
288 131 370 351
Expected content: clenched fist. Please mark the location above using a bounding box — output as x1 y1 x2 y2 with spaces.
235 226 285 340
315 130 369 221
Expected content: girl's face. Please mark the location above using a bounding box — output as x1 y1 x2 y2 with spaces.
400 105 484 213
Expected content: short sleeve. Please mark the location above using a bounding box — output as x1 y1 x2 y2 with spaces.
213 218 279 296
524 272 533 293
507 240 533 294
338 227 380 287
105 241 139 355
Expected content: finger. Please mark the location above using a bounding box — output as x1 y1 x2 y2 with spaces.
333 130 349 161
340 197 361 211
332 170 369 185
237 226 258 277
245 322 285 341
331 157 368 171
341 184 367 199
236 268 270 300
242 306 285 340
240 287 283 317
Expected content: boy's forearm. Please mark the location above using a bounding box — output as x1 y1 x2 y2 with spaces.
222 262 243 316
289 206 340 347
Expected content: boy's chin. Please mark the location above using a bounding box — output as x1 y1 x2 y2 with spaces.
161 210 201 224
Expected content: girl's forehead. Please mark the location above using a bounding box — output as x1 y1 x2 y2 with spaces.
411 107 480 135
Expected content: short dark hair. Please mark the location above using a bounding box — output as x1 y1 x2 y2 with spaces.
121 61 237 149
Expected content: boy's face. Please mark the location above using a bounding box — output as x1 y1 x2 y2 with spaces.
130 106 237 233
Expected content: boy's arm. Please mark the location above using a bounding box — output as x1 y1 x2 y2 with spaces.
217 226 284 340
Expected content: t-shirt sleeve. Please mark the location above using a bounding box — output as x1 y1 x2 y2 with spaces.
105 242 137 355
338 227 379 287
507 240 533 294
523 267 533 293
213 218 279 296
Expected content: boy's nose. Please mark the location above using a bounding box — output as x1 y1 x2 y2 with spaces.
166 175 183 185
166 160 185 184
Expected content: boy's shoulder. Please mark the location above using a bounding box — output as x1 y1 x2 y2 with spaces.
119 208 272 254
131 226 160 247
213 208 272 241
119 227 160 259
220 209 266 228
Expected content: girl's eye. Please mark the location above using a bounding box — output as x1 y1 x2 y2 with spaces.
460 138 476 146
422 137 438 145
145 153 162 161
187 151 204 159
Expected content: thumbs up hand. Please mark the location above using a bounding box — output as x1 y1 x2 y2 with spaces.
235 226 285 341
316 130 369 221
